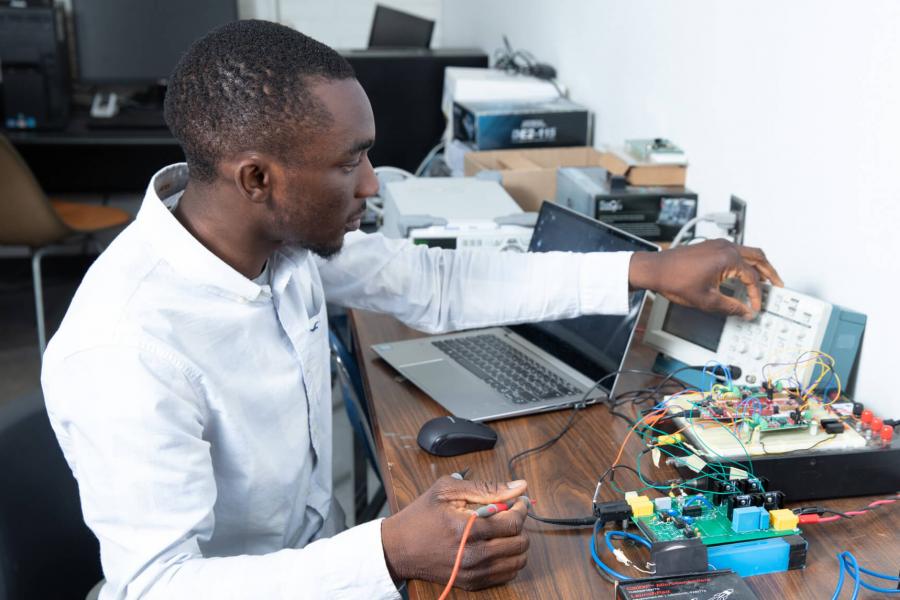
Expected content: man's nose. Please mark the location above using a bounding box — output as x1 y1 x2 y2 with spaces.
356 154 379 198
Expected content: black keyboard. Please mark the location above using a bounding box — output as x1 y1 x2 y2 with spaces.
432 334 582 405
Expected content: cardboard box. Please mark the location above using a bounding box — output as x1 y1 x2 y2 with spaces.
464 146 687 211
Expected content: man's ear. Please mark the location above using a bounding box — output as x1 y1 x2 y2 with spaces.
232 154 274 205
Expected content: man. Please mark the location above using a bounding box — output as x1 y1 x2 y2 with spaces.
42 20 781 600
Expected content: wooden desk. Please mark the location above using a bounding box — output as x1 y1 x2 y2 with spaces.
350 309 900 599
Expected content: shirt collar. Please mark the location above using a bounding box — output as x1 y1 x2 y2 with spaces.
136 163 282 302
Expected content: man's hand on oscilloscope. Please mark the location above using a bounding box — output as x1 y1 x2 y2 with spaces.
629 239 784 320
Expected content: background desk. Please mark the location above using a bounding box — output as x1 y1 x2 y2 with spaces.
7 109 183 194
7 48 488 194
350 309 900 599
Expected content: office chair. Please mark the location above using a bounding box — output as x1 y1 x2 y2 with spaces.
0 390 103 600
329 323 387 524
0 135 131 357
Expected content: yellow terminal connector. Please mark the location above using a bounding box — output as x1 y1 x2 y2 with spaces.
656 433 685 446
768 508 799 531
626 495 654 518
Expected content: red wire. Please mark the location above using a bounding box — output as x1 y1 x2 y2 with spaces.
438 512 478 600
797 495 898 524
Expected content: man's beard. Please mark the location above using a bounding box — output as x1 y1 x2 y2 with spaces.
303 238 344 259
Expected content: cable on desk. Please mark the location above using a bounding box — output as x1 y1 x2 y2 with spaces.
795 493 899 524
506 367 707 526
831 550 900 599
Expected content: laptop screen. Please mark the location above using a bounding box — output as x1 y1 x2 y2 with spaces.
509 202 659 391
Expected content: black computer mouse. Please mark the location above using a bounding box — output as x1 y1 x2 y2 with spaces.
417 416 498 457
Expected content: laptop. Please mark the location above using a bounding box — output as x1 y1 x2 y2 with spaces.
372 202 659 422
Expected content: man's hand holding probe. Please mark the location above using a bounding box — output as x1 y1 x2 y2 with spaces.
381 476 530 591
630 239 784 319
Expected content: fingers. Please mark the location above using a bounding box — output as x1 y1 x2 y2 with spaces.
708 291 756 320
435 476 528 505
456 552 528 591
729 264 762 318
460 534 530 569
467 496 528 541
739 246 784 287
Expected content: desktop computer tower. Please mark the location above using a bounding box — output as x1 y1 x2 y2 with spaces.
0 5 69 130
343 49 487 172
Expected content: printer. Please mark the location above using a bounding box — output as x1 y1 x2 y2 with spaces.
556 167 698 242
381 178 535 252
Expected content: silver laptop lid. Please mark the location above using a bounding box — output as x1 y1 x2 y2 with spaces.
508 202 659 396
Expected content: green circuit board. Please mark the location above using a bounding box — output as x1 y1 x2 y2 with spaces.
631 493 800 547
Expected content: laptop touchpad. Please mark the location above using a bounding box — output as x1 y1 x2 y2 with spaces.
403 361 494 402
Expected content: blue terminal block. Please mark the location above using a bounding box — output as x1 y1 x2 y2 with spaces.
707 536 808 577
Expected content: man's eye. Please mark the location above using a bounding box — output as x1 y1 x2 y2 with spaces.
342 160 362 173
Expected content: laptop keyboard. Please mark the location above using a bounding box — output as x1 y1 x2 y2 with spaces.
432 334 582 404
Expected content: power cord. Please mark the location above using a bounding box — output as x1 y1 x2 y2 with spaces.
493 35 564 97
670 212 738 247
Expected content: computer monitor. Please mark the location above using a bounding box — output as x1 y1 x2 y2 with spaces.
72 0 238 84
368 5 434 49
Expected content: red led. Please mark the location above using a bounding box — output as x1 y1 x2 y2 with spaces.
882 425 894 443
860 409 873 426
871 417 884 433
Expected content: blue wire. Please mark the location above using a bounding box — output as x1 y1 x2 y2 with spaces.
588 521 630 581
832 551 900 598
843 552 861 600
839 552 900 594
684 494 713 508
856 564 900 581
604 530 652 554
587 525 653 582
831 553 846 600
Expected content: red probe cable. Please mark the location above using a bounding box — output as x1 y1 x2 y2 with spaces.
438 512 478 600
438 498 533 600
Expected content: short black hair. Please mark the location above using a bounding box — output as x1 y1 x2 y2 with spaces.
165 20 355 183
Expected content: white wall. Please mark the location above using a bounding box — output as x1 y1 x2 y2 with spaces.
443 0 900 413
241 0 443 48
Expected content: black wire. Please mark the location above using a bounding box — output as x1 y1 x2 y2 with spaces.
508 401 583 482
507 368 665 482
506 365 735 526
792 494 900 519
760 435 836 455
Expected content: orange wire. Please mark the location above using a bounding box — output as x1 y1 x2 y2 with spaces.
438 512 478 600
612 408 667 466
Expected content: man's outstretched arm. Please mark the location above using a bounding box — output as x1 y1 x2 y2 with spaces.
319 233 782 333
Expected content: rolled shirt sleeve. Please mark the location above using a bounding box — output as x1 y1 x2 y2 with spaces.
318 231 633 334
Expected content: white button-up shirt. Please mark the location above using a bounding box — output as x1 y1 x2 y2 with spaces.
41 163 633 599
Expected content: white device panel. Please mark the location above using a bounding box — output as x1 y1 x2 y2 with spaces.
409 226 532 253
644 283 834 387
381 178 534 253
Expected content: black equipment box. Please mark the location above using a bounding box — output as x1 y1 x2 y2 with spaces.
452 98 591 151
344 48 488 171
616 569 758 600
556 166 697 242
700 436 900 501
0 5 69 130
